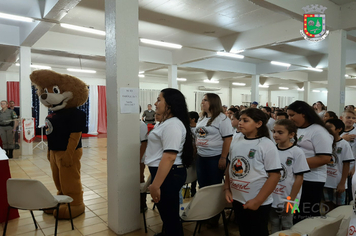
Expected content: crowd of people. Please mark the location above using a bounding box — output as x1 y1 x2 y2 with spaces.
140 90 356 236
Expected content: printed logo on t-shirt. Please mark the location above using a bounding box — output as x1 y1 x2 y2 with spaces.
327 154 338 167
286 157 293 166
248 149 256 159
337 147 342 154
231 156 250 179
279 163 287 182
196 127 208 138
45 118 53 135
298 135 304 142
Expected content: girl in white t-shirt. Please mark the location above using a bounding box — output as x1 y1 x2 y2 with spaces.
287 100 333 223
144 88 194 236
270 119 310 233
225 108 282 236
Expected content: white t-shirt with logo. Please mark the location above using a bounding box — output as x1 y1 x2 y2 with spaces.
233 131 243 140
341 127 356 171
144 117 186 167
272 145 310 208
140 120 148 163
296 124 333 182
196 113 233 157
325 139 354 189
228 136 282 205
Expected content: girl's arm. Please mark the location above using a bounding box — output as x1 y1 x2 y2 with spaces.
306 155 331 169
219 136 232 170
337 162 350 193
224 163 233 203
244 172 280 210
149 152 177 203
289 175 303 201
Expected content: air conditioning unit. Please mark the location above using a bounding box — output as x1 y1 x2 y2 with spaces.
198 86 221 91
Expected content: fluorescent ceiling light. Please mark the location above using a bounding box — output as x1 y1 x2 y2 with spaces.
259 84 269 88
204 80 219 84
216 51 244 59
271 61 291 67
16 63 52 69
0 12 34 22
322 90 328 93
279 87 289 90
306 67 323 72
67 68 96 73
139 71 145 74
140 38 182 49
312 90 320 92
297 88 304 91
138 74 145 78
177 78 187 81
60 23 106 36
345 74 350 77
229 49 245 54
232 82 246 86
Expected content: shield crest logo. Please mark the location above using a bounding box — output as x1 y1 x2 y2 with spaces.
248 149 256 159
303 14 326 38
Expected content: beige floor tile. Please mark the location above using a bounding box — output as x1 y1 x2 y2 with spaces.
86 202 107 211
77 222 108 235
86 229 117 236
41 222 74 236
74 216 106 229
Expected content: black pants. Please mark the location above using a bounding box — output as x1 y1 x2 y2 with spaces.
346 175 353 205
232 200 271 236
293 181 324 224
149 165 187 236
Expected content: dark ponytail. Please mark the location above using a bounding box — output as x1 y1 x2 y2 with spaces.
161 88 194 168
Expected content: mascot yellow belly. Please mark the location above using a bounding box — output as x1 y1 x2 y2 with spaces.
30 70 89 219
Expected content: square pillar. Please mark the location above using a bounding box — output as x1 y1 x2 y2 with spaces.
251 75 260 105
168 65 178 89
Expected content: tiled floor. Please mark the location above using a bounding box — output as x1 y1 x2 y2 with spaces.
0 137 240 236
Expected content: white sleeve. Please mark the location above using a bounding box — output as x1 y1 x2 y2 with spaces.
263 144 282 172
311 129 333 155
161 122 184 153
219 115 233 138
342 142 355 163
292 148 310 175
140 122 148 142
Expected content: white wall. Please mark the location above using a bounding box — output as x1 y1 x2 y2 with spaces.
231 87 268 106
270 90 302 107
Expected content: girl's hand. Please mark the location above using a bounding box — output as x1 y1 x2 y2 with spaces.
336 183 345 194
218 157 226 170
243 198 261 211
225 188 233 203
148 184 161 203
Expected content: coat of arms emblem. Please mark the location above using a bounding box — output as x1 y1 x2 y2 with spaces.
300 5 329 42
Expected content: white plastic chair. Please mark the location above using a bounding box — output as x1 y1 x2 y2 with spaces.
180 183 229 236
3 179 74 236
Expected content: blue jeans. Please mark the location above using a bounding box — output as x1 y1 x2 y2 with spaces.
149 165 186 236
196 154 224 188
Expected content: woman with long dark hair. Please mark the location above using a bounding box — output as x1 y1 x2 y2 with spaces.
144 88 193 236
287 101 333 223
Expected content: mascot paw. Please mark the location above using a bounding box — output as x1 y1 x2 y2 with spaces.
43 209 54 215
53 203 85 219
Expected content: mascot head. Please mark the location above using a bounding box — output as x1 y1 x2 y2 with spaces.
30 70 89 111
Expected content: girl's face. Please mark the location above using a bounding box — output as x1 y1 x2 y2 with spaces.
201 95 210 113
231 116 239 129
273 125 294 145
227 110 234 120
287 110 306 128
323 112 331 122
154 93 168 119
238 114 261 138
316 102 322 110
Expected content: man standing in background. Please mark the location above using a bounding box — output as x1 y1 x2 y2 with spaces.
142 104 156 124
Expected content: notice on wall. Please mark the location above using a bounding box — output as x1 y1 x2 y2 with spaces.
120 88 139 114
22 118 35 143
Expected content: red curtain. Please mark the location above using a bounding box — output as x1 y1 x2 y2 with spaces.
6 82 20 106
97 86 107 134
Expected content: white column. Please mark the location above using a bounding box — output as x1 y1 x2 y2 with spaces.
229 83 233 106
303 81 310 104
105 0 140 234
327 30 347 116
251 75 260 105
19 46 33 156
0 72 6 100
267 89 272 107
168 65 178 89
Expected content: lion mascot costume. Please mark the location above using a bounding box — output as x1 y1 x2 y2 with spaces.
30 70 88 219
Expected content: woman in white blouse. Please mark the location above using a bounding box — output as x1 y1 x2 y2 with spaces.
144 88 193 236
